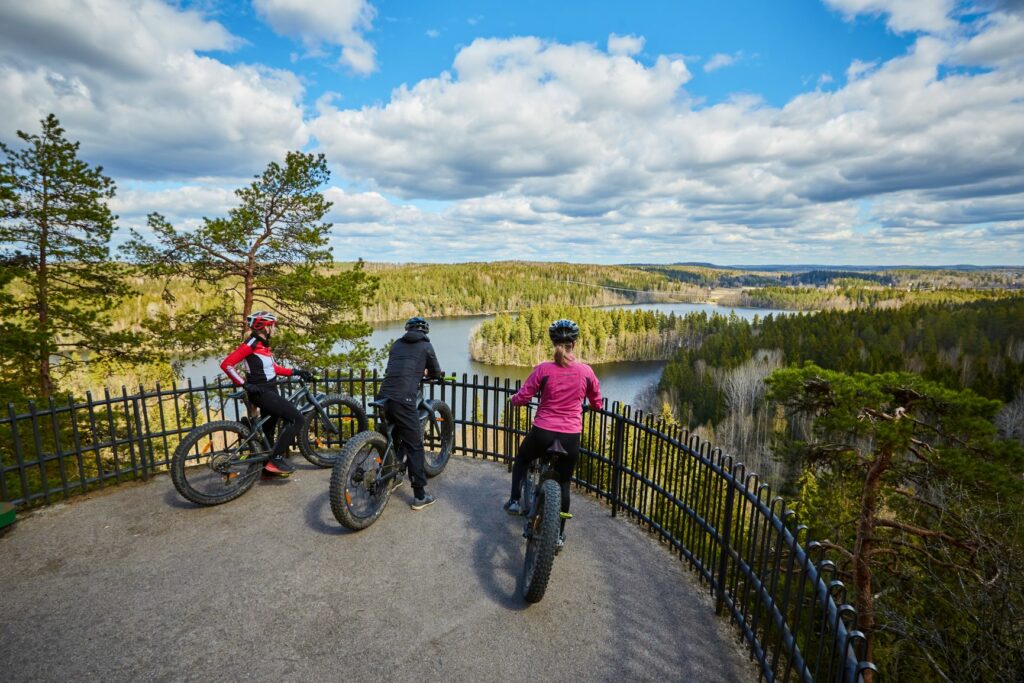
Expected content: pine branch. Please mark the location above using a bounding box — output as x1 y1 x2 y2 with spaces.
874 518 975 550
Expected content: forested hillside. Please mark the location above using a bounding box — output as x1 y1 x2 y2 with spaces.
359 261 705 320
108 261 707 333
661 297 1024 426
649 296 1024 681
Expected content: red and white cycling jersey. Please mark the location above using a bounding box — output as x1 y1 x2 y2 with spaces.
220 334 294 386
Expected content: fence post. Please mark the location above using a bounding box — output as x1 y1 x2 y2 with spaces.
715 477 736 616
132 396 149 481
610 413 625 518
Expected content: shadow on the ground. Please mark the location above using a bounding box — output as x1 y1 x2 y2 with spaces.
443 475 529 612
303 488 353 536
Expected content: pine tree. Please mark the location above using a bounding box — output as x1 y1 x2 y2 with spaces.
124 151 378 369
0 114 140 398
767 364 1024 679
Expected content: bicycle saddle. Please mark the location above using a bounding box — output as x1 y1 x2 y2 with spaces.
547 439 568 454
369 397 390 411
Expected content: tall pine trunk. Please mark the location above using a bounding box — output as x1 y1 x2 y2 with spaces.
854 447 892 669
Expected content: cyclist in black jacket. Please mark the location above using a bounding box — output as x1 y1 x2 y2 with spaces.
379 317 444 509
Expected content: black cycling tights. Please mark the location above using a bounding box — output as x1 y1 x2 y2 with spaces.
510 426 580 520
249 384 303 459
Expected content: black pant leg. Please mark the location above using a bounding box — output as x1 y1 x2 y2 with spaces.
510 427 553 500
552 433 581 516
252 386 304 458
388 400 427 494
262 416 278 450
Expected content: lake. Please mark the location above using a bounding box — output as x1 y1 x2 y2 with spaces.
183 302 787 406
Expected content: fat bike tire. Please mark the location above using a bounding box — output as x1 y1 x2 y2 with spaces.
330 430 393 531
422 399 454 477
299 395 368 467
521 478 561 603
170 421 262 506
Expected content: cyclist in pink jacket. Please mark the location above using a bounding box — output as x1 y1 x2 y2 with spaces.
505 319 602 547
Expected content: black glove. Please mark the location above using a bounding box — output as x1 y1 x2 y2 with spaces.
242 382 260 395
295 369 315 382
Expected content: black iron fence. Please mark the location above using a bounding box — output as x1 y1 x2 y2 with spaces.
0 371 876 682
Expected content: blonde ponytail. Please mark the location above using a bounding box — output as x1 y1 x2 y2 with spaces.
553 342 576 368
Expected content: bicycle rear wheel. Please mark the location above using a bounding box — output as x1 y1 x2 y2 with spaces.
521 478 561 603
299 395 368 467
421 399 454 477
329 430 393 530
170 421 263 506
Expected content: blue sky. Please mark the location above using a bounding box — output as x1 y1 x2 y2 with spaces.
1 0 1023 265
208 1 915 110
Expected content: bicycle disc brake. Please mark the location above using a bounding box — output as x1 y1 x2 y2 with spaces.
363 457 383 493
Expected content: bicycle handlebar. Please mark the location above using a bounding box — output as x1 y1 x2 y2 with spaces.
422 374 457 384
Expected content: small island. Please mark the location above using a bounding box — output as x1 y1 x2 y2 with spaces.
468 304 742 366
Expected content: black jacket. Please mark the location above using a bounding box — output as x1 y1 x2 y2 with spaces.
378 330 443 400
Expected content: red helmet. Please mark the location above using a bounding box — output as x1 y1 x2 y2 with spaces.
245 311 277 331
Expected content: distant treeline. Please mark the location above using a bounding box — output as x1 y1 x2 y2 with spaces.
725 285 1015 311
469 304 737 365
360 261 706 321
640 264 1024 292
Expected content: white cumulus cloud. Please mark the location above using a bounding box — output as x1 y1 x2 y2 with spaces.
822 0 956 33
608 33 645 56
307 19 1024 263
704 52 740 72
0 0 309 180
254 0 378 74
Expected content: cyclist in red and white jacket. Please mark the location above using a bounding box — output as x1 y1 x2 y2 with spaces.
505 319 602 548
221 311 314 476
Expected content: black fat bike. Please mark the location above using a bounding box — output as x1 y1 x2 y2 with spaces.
518 439 570 603
170 378 367 506
329 378 455 530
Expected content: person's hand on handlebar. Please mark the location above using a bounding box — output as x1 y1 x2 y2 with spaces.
294 368 315 382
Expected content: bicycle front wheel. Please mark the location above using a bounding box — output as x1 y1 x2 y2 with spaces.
299 394 368 467
521 478 561 603
421 399 454 477
170 421 263 506
329 430 393 531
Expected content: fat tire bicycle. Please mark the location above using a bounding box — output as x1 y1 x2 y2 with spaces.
170 378 367 506
330 378 455 531
518 439 569 603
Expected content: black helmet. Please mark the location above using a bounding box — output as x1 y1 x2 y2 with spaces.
405 316 429 333
548 319 579 344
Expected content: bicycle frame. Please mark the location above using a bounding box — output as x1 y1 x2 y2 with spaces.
228 379 341 449
522 452 562 515
370 379 447 458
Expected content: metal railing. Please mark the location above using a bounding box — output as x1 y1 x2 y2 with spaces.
0 371 876 682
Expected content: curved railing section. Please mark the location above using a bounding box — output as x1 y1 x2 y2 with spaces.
0 371 875 682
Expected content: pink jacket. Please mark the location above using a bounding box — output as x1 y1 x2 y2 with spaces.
510 361 602 434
